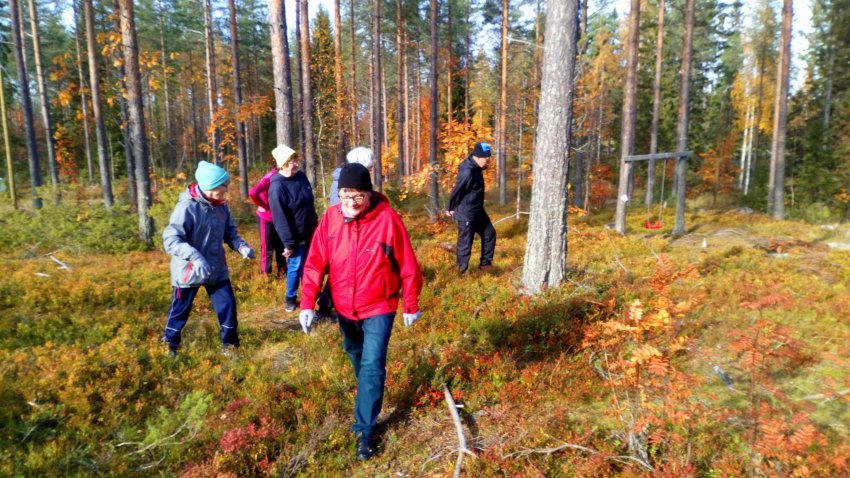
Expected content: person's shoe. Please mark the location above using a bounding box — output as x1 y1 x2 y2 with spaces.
221 344 239 358
479 264 493 273
161 336 178 357
284 298 298 312
356 434 375 461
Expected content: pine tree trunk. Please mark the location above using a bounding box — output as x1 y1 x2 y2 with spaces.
370 0 383 191
228 0 248 197
1 59 18 209
446 0 453 121
672 0 694 236
349 0 358 143
646 0 665 207
300 0 316 185
521 0 578 294
396 0 405 185
85 0 114 208
295 0 305 152
73 1 94 183
614 0 640 234
158 0 176 175
188 47 200 166
113 0 137 209
334 0 346 165
769 0 792 220
269 0 294 146
498 0 509 206
118 0 153 242
203 0 221 163
428 0 439 220
27 0 59 201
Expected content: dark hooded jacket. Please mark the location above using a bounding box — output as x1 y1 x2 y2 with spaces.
268 171 319 250
447 156 487 221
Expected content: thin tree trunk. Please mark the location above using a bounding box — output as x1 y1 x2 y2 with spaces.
396 0 406 184
769 0 792 220
27 0 59 200
446 0 453 121
349 0 358 143
672 0 694 236
188 47 200 166
158 0 176 175
269 0 294 146
646 0 665 207
521 0 578 293
464 4 471 123
113 0 136 209
73 0 94 183
85 0 114 208
300 0 316 184
614 0 641 234
334 0 346 165
404 31 411 175
428 0 439 220
295 0 305 152
371 0 383 191
822 42 834 134
1 66 18 209
750 49 766 198
203 0 221 163
228 0 248 197
118 0 153 242
498 0 509 206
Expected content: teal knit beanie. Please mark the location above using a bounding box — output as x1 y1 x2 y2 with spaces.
195 161 230 191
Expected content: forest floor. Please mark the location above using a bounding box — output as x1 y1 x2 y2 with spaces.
1 188 850 476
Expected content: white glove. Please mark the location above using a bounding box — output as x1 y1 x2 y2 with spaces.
403 310 421 327
239 244 256 259
299 309 315 334
190 255 211 281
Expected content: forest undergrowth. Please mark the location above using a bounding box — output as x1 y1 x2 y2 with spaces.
1 185 850 477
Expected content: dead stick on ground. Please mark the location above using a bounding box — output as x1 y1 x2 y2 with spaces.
443 384 475 478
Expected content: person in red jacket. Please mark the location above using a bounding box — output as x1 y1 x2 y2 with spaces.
298 163 423 461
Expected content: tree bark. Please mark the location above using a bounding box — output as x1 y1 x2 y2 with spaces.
158 0 176 175
349 0 358 143
85 0 115 208
521 0 578 294
769 0 792 220
269 0 294 147
113 0 136 209
118 0 153 242
498 0 509 206
614 0 640 234
370 0 383 191
1 63 18 209
300 0 316 185
396 0 406 185
10 0 42 209
73 0 94 183
672 0 694 236
646 0 665 207
228 0 249 196
446 0 453 122
203 0 221 163
27 0 59 200
334 0 347 165
429 0 439 220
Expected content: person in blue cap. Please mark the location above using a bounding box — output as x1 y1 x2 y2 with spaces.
447 141 497 273
161 161 255 356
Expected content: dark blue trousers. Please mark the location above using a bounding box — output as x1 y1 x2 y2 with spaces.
163 279 239 349
338 313 394 438
456 212 496 272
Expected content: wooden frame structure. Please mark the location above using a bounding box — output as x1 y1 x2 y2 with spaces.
616 150 692 234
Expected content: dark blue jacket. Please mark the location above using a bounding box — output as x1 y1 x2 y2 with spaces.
269 171 318 250
448 156 487 221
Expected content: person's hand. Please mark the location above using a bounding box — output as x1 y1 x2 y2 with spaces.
257 206 267 213
191 255 211 281
239 244 256 259
403 310 421 327
445 210 455 218
299 309 315 333
283 248 293 258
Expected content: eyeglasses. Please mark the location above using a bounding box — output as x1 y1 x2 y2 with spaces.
339 193 367 204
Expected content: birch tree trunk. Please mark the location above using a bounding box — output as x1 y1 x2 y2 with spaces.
672 0 694 236
769 0 792 220
85 0 114 208
614 0 640 234
521 0 578 293
300 0 316 185
428 0 439 220
228 0 248 196
27 0 59 201
118 0 154 242
498 0 509 206
269 0 294 146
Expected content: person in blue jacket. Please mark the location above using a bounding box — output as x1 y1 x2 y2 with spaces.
447 142 496 273
268 144 319 312
162 161 255 356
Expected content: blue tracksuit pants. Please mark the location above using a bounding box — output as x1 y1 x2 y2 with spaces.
163 279 239 349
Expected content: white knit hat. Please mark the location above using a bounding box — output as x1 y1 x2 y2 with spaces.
346 147 374 170
272 144 296 168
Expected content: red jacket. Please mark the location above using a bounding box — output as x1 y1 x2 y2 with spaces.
301 194 422 320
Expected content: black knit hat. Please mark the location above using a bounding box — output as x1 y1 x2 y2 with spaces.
338 163 373 191
472 142 492 158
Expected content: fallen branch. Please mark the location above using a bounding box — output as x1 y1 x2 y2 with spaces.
506 435 654 472
48 254 71 270
443 384 475 478
492 211 529 226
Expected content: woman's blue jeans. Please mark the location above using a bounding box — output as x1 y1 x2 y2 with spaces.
285 243 307 302
338 312 395 438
